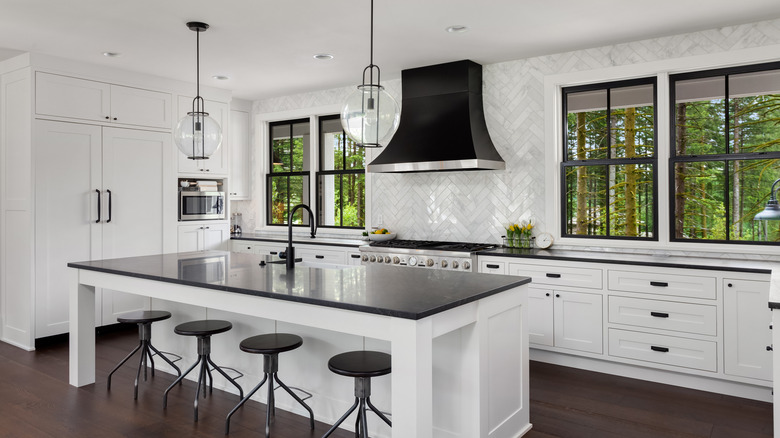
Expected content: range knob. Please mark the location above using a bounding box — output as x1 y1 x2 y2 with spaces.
426 258 435 267
440 260 448 268
393 256 400 264
408 256 418 266
369 255 376 262
361 254 368 262
376 256 384 263
384 256 392 264
452 261 459 269
462 261 471 270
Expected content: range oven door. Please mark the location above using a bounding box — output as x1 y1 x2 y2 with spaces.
179 191 225 220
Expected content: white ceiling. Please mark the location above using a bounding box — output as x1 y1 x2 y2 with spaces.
2 0 780 101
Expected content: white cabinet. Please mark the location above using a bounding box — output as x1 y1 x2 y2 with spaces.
178 223 230 252
176 96 229 175
347 251 363 265
228 109 251 199
34 121 169 336
35 72 172 129
297 246 347 265
724 279 773 381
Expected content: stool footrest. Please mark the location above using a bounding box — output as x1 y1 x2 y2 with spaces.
274 384 312 402
211 365 244 381
153 350 182 365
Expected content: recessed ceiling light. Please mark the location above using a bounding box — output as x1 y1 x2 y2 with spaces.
313 54 334 60
445 25 468 33
212 75 230 81
102 52 122 57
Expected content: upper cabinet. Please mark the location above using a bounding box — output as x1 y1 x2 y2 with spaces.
176 95 229 176
35 72 172 129
228 108 251 199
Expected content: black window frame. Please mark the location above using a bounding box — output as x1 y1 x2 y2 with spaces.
560 77 659 241
315 114 365 229
669 60 780 245
266 118 311 227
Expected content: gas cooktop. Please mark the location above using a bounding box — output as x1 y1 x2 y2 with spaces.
368 239 496 252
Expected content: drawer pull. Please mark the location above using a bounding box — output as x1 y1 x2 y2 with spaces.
315 255 325 259
486 264 500 269
651 346 669 353
650 312 669 318
546 273 562 278
351 254 361 259
650 281 668 287
270 251 278 255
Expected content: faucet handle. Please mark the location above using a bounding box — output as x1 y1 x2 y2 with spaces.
278 251 287 259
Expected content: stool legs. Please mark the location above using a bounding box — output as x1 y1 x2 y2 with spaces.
225 353 314 436
107 322 182 400
163 335 244 421
322 377 391 438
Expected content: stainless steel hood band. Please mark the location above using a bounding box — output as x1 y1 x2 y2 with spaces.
367 158 505 173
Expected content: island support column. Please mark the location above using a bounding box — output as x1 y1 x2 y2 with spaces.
391 317 434 438
69 268 96 386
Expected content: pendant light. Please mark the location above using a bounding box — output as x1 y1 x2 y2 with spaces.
174 21 222 160
754 178 780 220
340 0 400 148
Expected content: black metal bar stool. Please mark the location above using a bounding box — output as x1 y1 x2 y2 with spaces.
107 310 182 399
162 319 244 421
225 333 315 436
322 351 392 438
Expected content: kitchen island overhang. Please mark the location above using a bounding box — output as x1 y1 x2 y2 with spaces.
68 251 532 438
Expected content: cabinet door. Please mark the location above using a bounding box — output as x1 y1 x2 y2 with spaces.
554 290 603 354
36 72 110 122
528 287 554 347
229 109 251 199
177 224 204 252
100 128 169 322
724 279 772 381
203 224 229 250
110 85 172 129
34 121 102 337
176 96 229 175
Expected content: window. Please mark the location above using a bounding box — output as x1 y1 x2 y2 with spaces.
317 115 365 228
671 62 780 244
561 78 657 240
267 119 310 226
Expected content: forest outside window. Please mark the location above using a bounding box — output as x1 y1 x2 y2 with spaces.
317 115 365 228
561 78 657 240
671 62 780 244
267 119 310 226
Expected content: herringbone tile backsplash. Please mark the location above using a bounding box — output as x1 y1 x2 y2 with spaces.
238 18 780 250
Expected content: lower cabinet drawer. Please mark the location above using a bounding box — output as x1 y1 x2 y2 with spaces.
480 260 507 275
608 270 716 300
508 262 602 289
608 328 717 372
608 296 717 336
296 247 346 265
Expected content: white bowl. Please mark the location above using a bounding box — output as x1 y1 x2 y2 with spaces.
368 233 396 242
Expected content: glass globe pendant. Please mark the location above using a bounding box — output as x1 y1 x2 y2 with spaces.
175 21 222 160
340 0 399 148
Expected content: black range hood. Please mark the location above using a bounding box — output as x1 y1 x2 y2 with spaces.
367 60 505 173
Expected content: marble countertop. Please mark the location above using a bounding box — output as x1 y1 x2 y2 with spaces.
479 247 776 274
231 232 366 248
68 251 530 320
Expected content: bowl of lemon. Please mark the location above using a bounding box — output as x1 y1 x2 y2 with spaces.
368 228 396 242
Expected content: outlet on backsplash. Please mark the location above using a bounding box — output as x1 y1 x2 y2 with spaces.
377 214 383 225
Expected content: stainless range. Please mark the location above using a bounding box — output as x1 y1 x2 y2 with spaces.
359 240 497 272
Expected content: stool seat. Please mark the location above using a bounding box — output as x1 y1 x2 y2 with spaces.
174 319 232 336
328 351 391 378
116 310 172 324
240 333 303 355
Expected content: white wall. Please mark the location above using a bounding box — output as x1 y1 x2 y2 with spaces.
242 18 780 254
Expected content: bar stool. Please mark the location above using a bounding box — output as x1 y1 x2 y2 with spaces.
107 310 182 399
225 333 315 436
322 351 392 438
162 319 244 421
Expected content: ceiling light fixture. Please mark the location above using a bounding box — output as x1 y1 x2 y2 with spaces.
313 54 334 60
174 21 222 160
340 0 399 148
754 178 780 220
445 25 469 33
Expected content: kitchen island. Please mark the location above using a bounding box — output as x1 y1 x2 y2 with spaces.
68 251 531 438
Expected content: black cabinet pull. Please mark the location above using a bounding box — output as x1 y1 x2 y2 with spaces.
316 255 325 259
767 346 773 351
270 251 278 255
486 264 500 269
650 312 669 318
555 294 561 298
546 273 561 278
545 293 550 297
351 254 361 259
106 189 112 223
651 346 669 353
650 281 668 287
95 189 101 223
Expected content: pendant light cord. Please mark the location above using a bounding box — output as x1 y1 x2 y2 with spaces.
369 0 375 85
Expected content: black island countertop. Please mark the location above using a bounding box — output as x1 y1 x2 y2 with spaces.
68 251 530 320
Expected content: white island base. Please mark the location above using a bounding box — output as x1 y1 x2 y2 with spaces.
69 260 530 438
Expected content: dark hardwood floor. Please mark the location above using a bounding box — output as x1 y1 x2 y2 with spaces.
0 327 772 437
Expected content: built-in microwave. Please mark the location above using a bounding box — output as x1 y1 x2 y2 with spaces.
179 190 225 221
